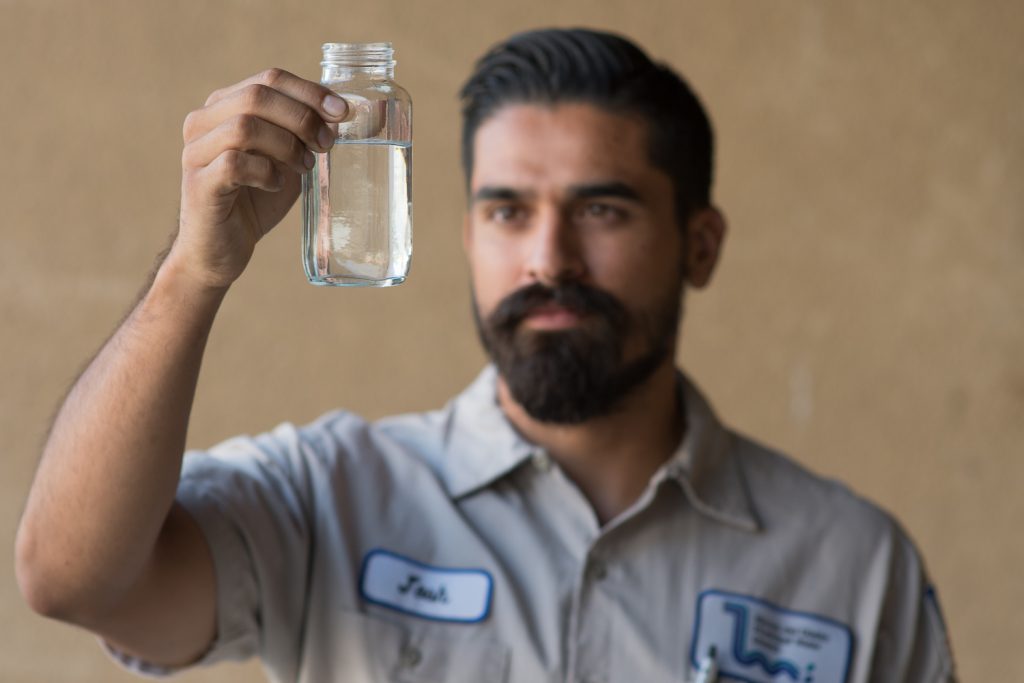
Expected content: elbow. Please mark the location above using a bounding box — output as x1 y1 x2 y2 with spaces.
15 525 60 618
15 523 85 622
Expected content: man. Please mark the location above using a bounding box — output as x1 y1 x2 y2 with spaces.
16 28 955 682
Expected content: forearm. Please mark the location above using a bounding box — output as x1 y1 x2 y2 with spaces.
16 253 226 621
17 68 345 662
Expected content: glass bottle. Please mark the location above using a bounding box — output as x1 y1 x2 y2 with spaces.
302 42 412 287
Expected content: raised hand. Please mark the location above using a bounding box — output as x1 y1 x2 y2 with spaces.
174 68 348 288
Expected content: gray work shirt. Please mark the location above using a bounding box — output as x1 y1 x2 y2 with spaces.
111 366 956 682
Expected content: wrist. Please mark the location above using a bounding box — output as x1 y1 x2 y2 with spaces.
158 244 233 295
144 250 230 319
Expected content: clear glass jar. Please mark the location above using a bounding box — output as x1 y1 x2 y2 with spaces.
302 42 412 287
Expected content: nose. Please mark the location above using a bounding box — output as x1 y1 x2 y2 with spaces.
526 207 585 285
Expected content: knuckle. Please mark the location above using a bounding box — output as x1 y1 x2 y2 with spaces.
296 106 321 140
258 67 286 87
219 149 245 174
242 83 271 109
182 111 197 141
229 114 258 143
289 134 307 163
181 143 198 169
204 87 224 107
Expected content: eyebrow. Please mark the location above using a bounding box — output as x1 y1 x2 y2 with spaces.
568 181 641 202
471 181 641 205
471 186 527 204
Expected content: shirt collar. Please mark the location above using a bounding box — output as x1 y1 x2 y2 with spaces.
655 376 762 532
440 365 761 533
441 365 536 498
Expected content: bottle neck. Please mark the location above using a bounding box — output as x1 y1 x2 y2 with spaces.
320 42 395 81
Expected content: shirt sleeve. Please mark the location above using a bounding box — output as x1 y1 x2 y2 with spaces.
869 524 958 682
105 422 318 680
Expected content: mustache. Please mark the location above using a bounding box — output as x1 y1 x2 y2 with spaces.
487 281 630 334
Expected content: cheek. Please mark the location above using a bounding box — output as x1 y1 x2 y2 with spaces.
587 229 685 316
587 229 674 288
468 240 522 316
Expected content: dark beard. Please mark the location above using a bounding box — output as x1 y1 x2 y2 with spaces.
473 280 680 424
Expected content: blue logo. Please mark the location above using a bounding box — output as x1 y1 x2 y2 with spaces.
723 601 800 679
690 590 853 683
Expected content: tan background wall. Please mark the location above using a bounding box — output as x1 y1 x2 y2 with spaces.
2 1 1020 680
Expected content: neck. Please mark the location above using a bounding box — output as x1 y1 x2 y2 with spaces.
497 359 684 525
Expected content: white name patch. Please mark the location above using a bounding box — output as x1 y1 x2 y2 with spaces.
359 549 493 623
691 590 853 683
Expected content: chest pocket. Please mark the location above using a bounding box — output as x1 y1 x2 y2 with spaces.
352 610 509 683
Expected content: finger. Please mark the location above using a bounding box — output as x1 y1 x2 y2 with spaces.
184 83 337 153
204 68 348 122
199 149 283 196
183 114 315 175
335 94 387 141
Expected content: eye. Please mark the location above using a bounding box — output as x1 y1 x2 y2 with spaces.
578 202 627 223
486 204 527 224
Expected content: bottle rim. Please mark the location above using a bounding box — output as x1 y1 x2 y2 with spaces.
321 42 395 68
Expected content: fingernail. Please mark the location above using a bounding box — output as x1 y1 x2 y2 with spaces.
322 94 347 118
317 126 334 149
304 150 315 169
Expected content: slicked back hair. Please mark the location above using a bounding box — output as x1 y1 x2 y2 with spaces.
459 28 714 224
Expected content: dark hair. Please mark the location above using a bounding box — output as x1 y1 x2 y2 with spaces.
459 28 714 222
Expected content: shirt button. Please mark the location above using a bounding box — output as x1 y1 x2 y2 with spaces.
531 450 552 472
589 558 608 581
399 645 422 668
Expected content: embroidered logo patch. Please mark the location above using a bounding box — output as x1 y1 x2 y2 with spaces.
691 590 853 683
359 549 493 623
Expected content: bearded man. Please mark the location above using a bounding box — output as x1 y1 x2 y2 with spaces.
17 28 956 683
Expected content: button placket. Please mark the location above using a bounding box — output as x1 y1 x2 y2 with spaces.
531 449 553 473
398 644 422 669
566 544 613 683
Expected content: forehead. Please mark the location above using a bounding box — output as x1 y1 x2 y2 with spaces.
470 103 660 191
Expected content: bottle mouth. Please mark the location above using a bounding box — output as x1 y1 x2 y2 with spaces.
321 42 395 68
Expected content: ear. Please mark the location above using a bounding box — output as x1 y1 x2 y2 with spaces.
684 206 726 289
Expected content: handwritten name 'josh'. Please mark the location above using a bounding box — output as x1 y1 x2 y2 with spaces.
397 574 450 604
